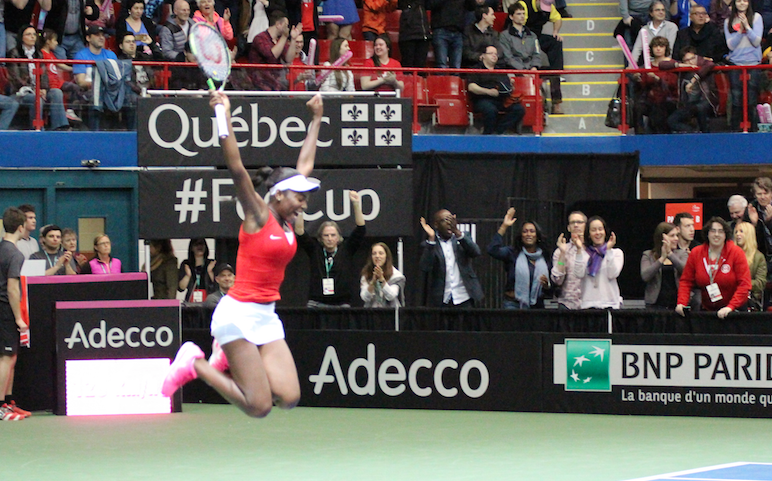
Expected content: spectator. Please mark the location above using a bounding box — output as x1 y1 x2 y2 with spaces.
61 228 88 274
319 37 355 92
0 207 30 421
29 224 75 275
40 29 82 124
0 96 19 131
362 0 398 42
289 0 320 61
551 210 586 309
115 33 151 129
727 194 749 229
203 263 235 308
44 0 99 59
160 0 195 60
632 36 679 133
398 0 432 68
247 0 271 42
487 208 551 309
81 234 123 274
360 242 405 307
178 238 216 302
676 216 751 317
614 0 665 54
117 0 160 49
710 0 733 27
500 3 542 70
519 0 564 114
285 34 316 90
734 221 766 307
16 204 38 259
466 44 525 134
7 25 70 131
249 11 300 91
193 0 234 40
661 46 717 133
747 176 772 267
641 221 686 309
360 34 405 91
215 0 241 38
85 0 116 36
724 0 763 131
419 208 484 307
672 5 728 61
576 215 624 309
462 5 502 67
429 0 473 68
295 191 366 308
72 25 119 131
322 0 359 40
146 239 179 300
630 1 678 66
674 211 697 252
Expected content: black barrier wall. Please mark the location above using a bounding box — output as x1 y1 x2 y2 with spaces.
179 307 772 418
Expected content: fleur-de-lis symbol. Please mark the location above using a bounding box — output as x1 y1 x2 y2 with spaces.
381 105 395 120
380 130 395 145
347 105 362 120
348 130 362 145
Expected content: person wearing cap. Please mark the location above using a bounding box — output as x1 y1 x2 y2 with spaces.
162 92 324 420
44 0 100 59
203 263 235 308
295 190 366 308
29 224 76 275
73 25 118 130
517 0 565 114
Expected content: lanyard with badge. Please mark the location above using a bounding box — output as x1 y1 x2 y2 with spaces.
190 265 207 302
322 248 337 295
703 254 724 303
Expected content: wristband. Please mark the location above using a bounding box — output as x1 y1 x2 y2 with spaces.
557 261 565 266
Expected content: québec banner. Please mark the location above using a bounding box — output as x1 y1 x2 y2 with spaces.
139 168 413 238
137 97 412 167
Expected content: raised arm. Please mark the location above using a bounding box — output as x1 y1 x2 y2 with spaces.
296 94 324 177
210 91 268 230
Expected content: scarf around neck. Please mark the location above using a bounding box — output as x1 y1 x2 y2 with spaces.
514 247 548 308
586 243 608 277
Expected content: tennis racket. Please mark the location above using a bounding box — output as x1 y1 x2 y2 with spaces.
188 23 232 139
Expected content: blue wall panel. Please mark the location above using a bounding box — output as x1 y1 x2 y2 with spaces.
0 132 138 167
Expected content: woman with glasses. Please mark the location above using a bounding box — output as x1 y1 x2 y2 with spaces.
676 217 751 318
81 234 123 274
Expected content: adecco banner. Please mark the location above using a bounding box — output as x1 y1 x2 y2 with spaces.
137 97 412 167
288 330 542 412
546 334 772 418
139 168 413 238
55 300 182 416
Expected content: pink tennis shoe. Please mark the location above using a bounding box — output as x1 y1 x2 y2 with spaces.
209 340 229 372
162 342 205 397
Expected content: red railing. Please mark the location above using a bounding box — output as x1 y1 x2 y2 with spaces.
2 57 769 134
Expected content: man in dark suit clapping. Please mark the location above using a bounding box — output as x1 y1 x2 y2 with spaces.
419 209 484 307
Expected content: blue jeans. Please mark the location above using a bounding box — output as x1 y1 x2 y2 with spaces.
473 96 525 134
432 28 462 69
0 94 19 129
0 22 6 60
729 68 762 131
20 89 68 130
55 33 85 60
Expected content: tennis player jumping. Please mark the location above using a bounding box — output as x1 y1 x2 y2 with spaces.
162 92 324 417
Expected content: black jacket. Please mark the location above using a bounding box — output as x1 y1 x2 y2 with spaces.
399 0 431 42
420 234 484 307
43 0 100 41
427 0 475 32
671 23 728 61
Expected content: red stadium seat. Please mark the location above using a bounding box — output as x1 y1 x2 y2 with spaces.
401 75 428 104
317 39 333 63
493 12 508 33
435 96 470 126
513 75 538 127
427 75 465 104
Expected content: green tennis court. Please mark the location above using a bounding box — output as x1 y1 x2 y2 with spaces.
9 404 772 480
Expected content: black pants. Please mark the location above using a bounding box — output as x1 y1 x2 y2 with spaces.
537 34 564 102
399 39 431 69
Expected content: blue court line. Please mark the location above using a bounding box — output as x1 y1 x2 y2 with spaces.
624 462 772 481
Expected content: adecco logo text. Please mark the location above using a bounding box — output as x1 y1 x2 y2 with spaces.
309 343 490 398
64 321 174 349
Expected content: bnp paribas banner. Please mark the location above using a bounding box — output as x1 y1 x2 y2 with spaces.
546 335 772 418
137 97 412 167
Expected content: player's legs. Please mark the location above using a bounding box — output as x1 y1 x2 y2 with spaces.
195 339 274 417
0 354 16 399
258 339 300 409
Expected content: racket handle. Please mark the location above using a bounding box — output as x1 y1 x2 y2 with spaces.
214 103 229 139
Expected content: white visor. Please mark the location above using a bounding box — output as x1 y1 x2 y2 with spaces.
268 174 320 196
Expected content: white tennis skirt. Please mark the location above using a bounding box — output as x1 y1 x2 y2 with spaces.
210 295 286 346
